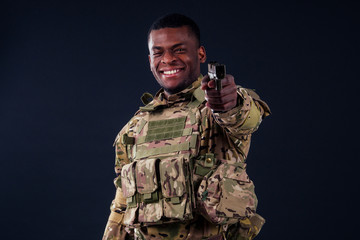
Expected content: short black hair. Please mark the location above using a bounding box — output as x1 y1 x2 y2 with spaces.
147 13 201 47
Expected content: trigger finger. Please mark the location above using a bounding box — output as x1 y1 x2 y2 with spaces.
201 75 210 89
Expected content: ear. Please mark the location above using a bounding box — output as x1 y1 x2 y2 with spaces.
198 46 206 63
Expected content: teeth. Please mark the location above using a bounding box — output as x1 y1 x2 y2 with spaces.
163 69 180 75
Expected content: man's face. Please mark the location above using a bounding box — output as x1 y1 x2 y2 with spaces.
148 26 206 95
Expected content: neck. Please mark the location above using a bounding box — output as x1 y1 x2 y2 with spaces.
163 75 203 97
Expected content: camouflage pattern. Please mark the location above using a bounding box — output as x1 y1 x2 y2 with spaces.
139 201 163 223
160 157 191 220
136 158 158 194
197 162 258 225
225 214 266 240
103 76 271 240
121 162 136 198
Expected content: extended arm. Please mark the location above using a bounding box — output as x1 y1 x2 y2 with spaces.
201 74 270 143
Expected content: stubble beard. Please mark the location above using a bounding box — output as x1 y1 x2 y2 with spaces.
161 76 198 95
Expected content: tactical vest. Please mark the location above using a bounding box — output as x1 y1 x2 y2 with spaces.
119 87 214 228
118 86 262 230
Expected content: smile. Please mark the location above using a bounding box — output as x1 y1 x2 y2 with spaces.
160 68 184 76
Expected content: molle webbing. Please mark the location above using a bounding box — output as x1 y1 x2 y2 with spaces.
143 116 186 142
135 137 197 160
126 190 184 206
132 87 205 159
126 191 162 207
136 128 193 144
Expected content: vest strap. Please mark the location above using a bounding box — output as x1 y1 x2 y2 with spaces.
140 92 153 105
121 133 135 145
135 134 197 159
193 87 205 103
137 119 147 134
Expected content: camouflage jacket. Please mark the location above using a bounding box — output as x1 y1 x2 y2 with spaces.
103 76 271 240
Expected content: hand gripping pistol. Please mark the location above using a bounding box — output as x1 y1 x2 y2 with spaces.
208 61 226 91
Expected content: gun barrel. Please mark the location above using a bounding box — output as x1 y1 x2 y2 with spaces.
208 62 226 91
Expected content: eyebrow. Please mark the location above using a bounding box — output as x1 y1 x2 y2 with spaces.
171 43 185 49
152 46 162 51
152 43 185 51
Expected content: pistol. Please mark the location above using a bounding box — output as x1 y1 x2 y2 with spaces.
208 61 226 91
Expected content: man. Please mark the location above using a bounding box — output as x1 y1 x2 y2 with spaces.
103 13 270 240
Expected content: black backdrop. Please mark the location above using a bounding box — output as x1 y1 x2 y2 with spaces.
1 0 358 239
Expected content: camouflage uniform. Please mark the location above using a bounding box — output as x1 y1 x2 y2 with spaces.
103 76 270 240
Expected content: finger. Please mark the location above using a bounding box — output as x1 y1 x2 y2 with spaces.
207 79 216 88
205 84 237 98
205 74 235 89
206 99 237 112
202 79 216 90
202 74 235 90
218 74 235 87
201 75 210 90
205 92 237 105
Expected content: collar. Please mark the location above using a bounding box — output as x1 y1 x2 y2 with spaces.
158 75 203 102
139 75 203 111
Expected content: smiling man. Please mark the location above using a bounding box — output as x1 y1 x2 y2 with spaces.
148 25 206 95
103 13 271 240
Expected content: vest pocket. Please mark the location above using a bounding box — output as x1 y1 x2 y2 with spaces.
121 161 138 225
121 156 194 226
136 158 163 223
197 163 258 225
217 164 257 219
192 153 217 190
159 156 192 220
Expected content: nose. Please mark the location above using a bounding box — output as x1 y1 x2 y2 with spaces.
161 50 176 64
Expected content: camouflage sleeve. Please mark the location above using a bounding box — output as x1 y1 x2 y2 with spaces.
103 125 134 240
196 87 270 234
212 87 271 138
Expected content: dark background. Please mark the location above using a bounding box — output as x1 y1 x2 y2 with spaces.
1 0 358 239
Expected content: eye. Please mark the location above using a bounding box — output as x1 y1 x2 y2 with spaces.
152 51 162 57
174 48 185 53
